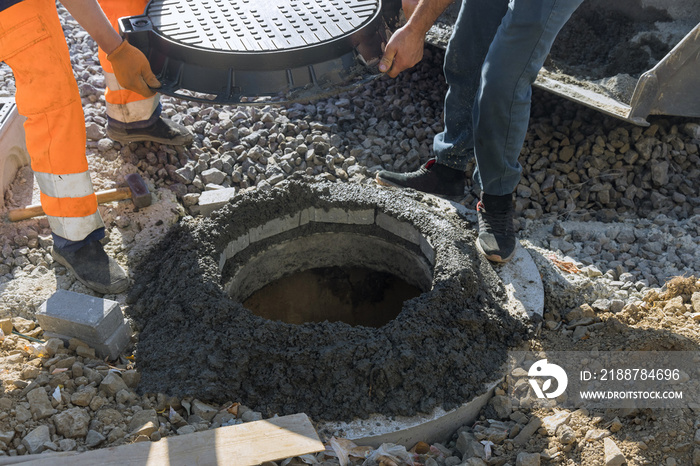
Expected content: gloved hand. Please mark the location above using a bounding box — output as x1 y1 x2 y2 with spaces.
106 40 161 97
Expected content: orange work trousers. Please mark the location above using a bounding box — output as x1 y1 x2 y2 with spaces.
0 0 103 241
98 0 159 125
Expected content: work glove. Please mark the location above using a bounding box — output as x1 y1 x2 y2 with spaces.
106 40 161 98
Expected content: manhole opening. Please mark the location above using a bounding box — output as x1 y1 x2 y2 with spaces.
243 266 422 327
220 207 435 327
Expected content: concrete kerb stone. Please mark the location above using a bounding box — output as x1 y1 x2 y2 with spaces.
37 290 131 360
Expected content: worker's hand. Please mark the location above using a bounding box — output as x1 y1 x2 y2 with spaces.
106 40 161 98
402 0 419 19
378 25 425 78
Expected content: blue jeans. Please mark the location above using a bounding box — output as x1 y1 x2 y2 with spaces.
433 0 583 195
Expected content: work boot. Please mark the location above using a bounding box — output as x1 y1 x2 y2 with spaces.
52 241 129 294
476 192 516 263
375 159 466 199
107 116 193 146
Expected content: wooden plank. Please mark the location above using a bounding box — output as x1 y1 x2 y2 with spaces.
10 414 324 466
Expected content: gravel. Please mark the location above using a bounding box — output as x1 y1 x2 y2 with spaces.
0 3 698 464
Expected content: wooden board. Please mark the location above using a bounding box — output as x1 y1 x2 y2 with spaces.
5 413 324 466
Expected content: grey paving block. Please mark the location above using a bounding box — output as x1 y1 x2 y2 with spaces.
198 187 238 217
44 321 131 361
36 290 124 345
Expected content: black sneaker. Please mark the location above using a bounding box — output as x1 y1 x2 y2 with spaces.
476 192 516 263
52 241 129 294
107 116 193 146
375 159 465 199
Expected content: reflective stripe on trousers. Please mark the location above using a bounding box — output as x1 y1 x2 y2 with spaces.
98 0 160 125
0 0 104 241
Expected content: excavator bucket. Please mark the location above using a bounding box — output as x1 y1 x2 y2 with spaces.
428 0 700 126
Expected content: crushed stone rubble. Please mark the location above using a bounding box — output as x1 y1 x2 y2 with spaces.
0 4 698 465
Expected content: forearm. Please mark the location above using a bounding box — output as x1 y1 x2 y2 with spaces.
404 0 455 35
59 0 122 54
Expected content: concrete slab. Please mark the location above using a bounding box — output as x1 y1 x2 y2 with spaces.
36 290 127 347
0 98 29 208
318 380 499 448
495 243 545 319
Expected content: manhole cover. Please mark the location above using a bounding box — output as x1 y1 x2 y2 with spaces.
120 0 401 103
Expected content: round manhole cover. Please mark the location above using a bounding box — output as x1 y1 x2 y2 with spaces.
120 0 401 103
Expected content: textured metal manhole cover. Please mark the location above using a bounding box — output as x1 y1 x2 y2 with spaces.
121 0 400 104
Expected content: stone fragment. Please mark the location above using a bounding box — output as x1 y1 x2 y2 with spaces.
129 409 158 434
201 168 226 185
132 421 158 438
58 438 76 451
21 425 51 454
462 460 487 466
514 417 543 446
85 430 106 448
43 338 63 357
100 372 128 397
584 428 611 442
604 437 625 466
456 431 485 459
71 385 96 407
694 448 700 466
54 408 90 438
489 395 512 420
516 452 540 466
107 427 126 443
542 412 570 435
12 317 35 333
122 369 141 388
26 387 55 420
0 318 12 336
240 410 262 422
691 292 700 313
192 399 218 422
557 425 576 445
177 425 196 435
76 345 96 359
609 417 623 433
0 431 14 445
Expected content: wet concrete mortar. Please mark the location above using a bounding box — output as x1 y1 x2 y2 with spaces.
126 179 531 421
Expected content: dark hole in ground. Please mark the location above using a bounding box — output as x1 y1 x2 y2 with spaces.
243 266 422 327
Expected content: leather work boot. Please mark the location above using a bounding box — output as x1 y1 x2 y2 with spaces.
107 116 193 146
375 158 466 199
52 241 129 294
476 192 516 263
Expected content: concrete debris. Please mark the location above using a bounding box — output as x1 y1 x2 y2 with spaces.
603 437 626 466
